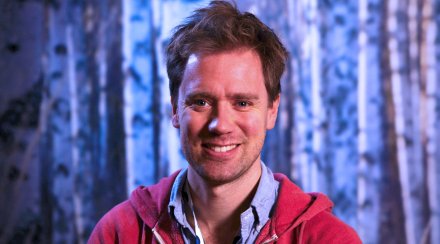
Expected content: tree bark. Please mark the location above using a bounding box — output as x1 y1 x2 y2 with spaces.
387 0 429 242
319 0 359 228
421 0 440 243
357 0 384 242
0 1 45 242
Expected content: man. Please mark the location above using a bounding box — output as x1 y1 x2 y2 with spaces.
89 1 361 243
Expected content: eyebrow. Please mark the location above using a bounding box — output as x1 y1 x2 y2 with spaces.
226 93 259 101
185 91 216 101
185 91 260 101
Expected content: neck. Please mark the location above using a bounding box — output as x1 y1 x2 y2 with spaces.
186 161 262 243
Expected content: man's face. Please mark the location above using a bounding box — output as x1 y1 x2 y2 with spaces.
172 48 279 185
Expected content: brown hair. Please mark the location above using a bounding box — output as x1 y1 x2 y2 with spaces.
166 0 288 106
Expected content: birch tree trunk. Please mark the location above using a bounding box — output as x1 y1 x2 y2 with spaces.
285 0 303 184
387 0 429 242
357 0 383 242
319 0 359 228
94 0 127 228
0 1 45 242
123 0 169 192
421 0 440 243
43 1 77 242
123 0 157 192
290 0 324 194
151 0 171 179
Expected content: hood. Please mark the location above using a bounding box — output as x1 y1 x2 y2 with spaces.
256 173 334 242
129 170 183 242
273 173 334 225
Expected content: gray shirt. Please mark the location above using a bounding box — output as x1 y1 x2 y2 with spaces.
168 162 279 243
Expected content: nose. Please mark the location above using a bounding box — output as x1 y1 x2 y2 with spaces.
208 102 234 135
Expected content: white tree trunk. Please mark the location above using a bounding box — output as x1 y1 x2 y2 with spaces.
357 0 383 242
66 24 84 244
123 0 159 191
309 0 325 195
286 0 302 183
46 2 77 243
319 0 359 228
0 1 46 242
292 0 324 194
387 0 427 242
421 0 440 243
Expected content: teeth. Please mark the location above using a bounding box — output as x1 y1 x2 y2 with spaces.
211 145 237 152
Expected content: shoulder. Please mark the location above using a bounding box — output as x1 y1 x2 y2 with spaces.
301 211 362 243
272 173 361 243
88 200 141 243
103 200 139 226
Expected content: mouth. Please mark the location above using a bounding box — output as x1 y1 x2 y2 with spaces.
203 143 240 153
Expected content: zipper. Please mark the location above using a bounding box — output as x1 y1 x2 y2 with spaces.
262 234 278 244
152 226 166 244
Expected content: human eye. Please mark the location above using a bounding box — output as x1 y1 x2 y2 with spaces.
186 98 210 111
194 99 208 107
235 100 253 110
237 101 249 107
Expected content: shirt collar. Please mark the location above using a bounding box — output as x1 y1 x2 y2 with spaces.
248 162 279 226
168 168 190 228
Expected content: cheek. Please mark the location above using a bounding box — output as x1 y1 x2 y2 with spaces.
180 112 207 139
238 112 267 135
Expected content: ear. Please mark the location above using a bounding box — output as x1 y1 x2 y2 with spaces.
171 97 180 128
266 95 280 130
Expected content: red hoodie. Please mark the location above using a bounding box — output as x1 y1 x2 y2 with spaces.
88 171 361 243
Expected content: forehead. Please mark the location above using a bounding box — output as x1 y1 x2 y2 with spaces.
180 49 265 95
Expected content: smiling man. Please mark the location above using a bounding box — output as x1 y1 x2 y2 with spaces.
89 1 361 243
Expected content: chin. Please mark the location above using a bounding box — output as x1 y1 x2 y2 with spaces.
191 161 252 186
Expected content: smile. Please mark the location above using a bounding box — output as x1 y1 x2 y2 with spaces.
205 144 238 153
